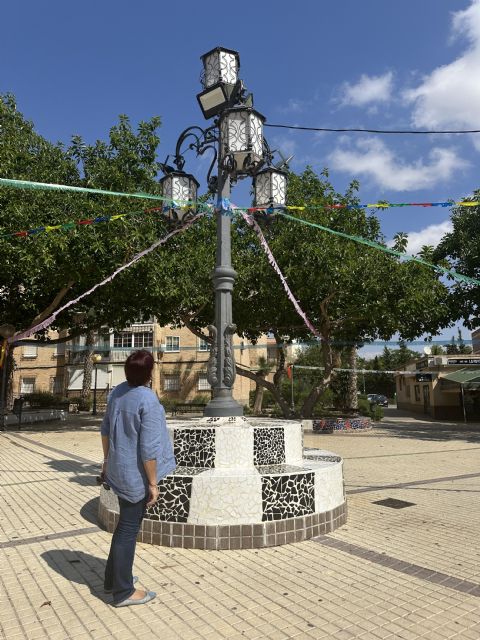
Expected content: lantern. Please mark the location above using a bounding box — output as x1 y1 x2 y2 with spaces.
159 172 199 222
197 47 240 119
219 107 265 174
253 168 288 208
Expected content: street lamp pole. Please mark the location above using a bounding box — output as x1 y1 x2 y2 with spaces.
159 47 289 418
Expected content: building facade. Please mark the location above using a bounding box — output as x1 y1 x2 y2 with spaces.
395 353 480 421
12 322 271 409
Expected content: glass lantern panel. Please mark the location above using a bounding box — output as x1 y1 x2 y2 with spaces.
255 172 271 206
172 175 196 203
224 111 248 153
204 50 238 87
250 113 263 158
271 172 287 205
218 51 238 84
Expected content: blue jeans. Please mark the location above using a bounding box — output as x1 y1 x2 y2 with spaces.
104 496 146 603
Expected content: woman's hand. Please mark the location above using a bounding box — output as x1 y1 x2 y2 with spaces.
146 484 159 507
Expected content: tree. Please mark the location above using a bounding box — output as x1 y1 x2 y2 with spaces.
434 195 480 333
226 168 451 416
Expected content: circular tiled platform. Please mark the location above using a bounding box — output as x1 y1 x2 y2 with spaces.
98 417 347 548
303 417 372 433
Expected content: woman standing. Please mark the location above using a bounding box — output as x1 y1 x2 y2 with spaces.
100 349 175 607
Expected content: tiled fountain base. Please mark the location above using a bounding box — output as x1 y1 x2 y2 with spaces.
303 417 372 433
98 417 347 549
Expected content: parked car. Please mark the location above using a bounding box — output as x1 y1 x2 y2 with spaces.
367 394 388 407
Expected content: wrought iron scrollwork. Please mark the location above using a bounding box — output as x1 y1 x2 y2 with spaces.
223 323 237 387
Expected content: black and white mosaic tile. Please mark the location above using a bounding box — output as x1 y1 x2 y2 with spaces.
305 454 342 463
171 466 206 476
174 428 215 468
261 472 315 520
254 428 286 466
146 475 192 522
256 464 312 474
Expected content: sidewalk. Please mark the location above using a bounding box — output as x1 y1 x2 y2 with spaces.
1 413 479 639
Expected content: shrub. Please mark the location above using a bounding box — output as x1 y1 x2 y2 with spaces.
22 391 56 407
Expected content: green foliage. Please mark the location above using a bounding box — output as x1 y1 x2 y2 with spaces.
357 397 383 421
22 391 57 407
434 193 480 330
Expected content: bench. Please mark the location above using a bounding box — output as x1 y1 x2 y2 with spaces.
171 403 206 416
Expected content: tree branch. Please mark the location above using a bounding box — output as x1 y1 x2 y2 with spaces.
27 281 75 330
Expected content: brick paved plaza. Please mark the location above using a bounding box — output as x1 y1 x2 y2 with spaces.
1 409 480 639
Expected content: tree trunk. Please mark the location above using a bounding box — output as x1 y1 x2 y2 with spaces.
253 378 265 414
5 348 15 410
80 330 95 410
346 346 358 412
300 340 333 417
236 366 292 418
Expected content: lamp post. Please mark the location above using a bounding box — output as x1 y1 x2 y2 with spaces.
160 47 289 418
92 353 102 416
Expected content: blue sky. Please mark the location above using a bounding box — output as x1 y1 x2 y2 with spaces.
2 0 479 352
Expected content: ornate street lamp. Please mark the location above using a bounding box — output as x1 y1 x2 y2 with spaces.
253 167 288 208
161 47 289 417
197 47 240 119
159 171 199 223
219 107 265 175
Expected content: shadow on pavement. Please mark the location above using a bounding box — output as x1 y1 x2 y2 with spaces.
41 549 109 603
80 497 101 526
45 459 100 486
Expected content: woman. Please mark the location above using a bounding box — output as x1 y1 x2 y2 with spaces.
100 349 175 607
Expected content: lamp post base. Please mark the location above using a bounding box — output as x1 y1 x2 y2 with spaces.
204 392 243 417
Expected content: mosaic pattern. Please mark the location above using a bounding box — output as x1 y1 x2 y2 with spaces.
261 472 315 521
304 454 342 463
254 428 286 465
146 475 192 522
256 464 312 474
171 466 206 476
312 418 371 432
174 428 215 468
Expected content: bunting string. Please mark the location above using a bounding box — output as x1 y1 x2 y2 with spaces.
1 177 479 288
276 211 480 287
8 213 204 343
242 212 325 341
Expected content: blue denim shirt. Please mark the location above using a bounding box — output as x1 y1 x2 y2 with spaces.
101 381 176 503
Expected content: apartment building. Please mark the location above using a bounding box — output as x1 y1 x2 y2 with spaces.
12 321 272 409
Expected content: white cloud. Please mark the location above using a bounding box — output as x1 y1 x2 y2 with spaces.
399 220 453 255
277 98 309 114
405 0 480 147
338 72 394 107
328 137 468 191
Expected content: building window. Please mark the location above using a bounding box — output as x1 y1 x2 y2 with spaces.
198 374 211 391
198 338 210 352
134 332 153 349
20 378 35 394
50 376 63 394
406 384 411 398
165 336 180 352
23 345 38 359
114 332 133 348
399 376 403 391
414 385 421 401
163 374 180 391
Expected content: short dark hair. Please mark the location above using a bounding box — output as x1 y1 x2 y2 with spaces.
124 350 154 386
